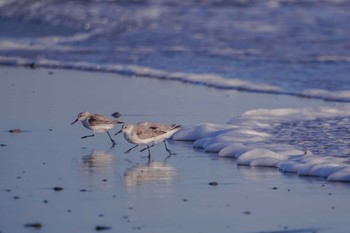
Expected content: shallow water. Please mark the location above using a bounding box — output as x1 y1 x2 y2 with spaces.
1 66 350 232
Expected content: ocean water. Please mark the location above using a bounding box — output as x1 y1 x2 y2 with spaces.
1 0 350 100
1 0 350 181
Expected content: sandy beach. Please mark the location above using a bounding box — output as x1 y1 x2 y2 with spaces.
1 66 350 233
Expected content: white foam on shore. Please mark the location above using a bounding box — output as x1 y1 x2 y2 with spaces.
0 56 281 93
173 105 350 182
302 89 350 102
2 56 350 102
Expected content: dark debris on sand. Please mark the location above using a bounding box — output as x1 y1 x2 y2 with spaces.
95 225 112 231
24 223 42 229
208 181 219 186
53 187 63 191
111 112 121 118
9 129 22 133
29 62 37 69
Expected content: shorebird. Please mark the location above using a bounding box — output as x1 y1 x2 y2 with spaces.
71 112 123 146
116 122 181 159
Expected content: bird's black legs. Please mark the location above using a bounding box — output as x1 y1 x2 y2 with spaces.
81 134 95 139
140 143 155 152
127 144 152 160
125 145 139 154
125 141 175 160
81 132 116 146
114 129 122 136
106 131 116 146
140 141 175 157
146 145 151 160
163 140 176 155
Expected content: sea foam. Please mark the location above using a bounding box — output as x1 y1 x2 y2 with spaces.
173 105 350 182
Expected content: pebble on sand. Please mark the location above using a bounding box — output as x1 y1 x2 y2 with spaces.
95 225 112 231
208 181 219 186
53 187 63 191
24 223 42 229
111 112 121 118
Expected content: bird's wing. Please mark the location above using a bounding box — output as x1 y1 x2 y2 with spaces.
89 114 117 126
136 124 165 139
148 123 180 132
135 122 181 139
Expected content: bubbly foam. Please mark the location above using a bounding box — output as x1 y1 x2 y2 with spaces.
173 105 350 182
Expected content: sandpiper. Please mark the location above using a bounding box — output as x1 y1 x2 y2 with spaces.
116 122 181 159
71 112 123 146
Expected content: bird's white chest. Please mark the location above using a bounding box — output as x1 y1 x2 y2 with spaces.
82 119 92 130
124 132 150 145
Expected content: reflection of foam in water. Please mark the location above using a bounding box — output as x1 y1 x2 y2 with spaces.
124 162 176 187
237 165 283 181
81 149 114 174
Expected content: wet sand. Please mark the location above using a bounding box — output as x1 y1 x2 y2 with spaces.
1 66 350 233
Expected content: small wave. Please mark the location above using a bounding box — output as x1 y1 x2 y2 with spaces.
2 56 350 102
173 105 350 182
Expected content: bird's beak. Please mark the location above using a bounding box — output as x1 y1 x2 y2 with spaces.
71 119 79 125
117 121 125 124
115 129 122 136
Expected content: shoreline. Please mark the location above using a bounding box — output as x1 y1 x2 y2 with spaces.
1 66 350 233
1 61 350 103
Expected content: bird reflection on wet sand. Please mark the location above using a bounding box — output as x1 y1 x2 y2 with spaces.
80 148 114 174
124 161 176 187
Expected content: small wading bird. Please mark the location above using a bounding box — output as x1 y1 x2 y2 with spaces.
71 112 123 146
116 122 181 159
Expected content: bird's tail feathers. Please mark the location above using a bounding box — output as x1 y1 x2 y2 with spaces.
171 124 182 130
